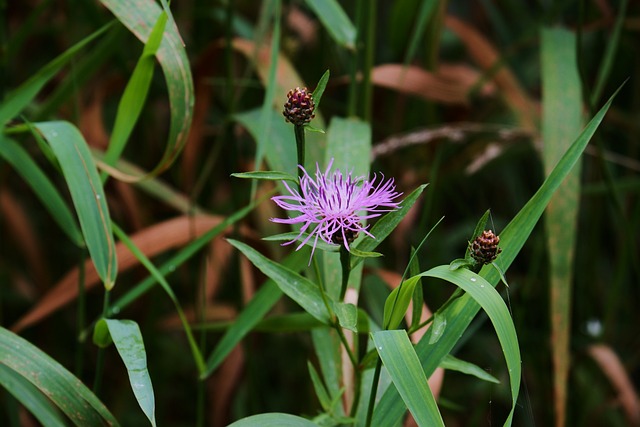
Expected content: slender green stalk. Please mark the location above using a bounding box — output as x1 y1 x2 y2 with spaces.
92 289 111 395
339 245 351 300
364 358 382 427
0 0 7 101
75 251 86 377
294 124 306 180
347 0 364 117
361 0 376 122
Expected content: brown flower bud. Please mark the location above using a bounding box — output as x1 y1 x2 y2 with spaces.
469 230 502 265
283 87 315 126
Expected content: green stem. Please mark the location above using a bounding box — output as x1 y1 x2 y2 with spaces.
92 289 111 395
348 0 364 117
75 251 86 377
339 245 351 301
365 358 382 427
294 124 306 180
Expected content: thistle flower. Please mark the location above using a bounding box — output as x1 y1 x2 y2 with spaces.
469 230 502 265
271 160 402 262
283 87 315 126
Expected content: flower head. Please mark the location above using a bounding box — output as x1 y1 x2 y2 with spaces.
469 230 502 265
283 87 315 126
271 160 402 262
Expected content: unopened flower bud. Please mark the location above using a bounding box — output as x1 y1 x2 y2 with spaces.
283 87 315 126
469 230 502 265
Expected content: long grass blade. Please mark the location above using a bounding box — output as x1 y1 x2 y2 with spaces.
541 27 583 427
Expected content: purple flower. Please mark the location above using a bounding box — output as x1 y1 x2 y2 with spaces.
271 159 402 261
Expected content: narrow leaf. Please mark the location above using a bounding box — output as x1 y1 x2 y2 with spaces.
440 354 500 384
304 0 356 49
35 121 117 290
372 330 445 427
0 365 67 427
99 319 156 426
231 170 298 182
228 413 319 427
333 302 358 332
312 69 330 109
0 327 120 426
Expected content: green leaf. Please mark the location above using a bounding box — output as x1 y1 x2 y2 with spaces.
99 0 194 177
333 302 358 332
403 0 439 67
263 232 339 252
372 84 620 427
35 121 117 290
428 312 447 345
0 23 111 126
252 0 282 198
0 134 83 246
304 125 325 133
311 69 330 109
228 413 319 427
372 330 445 427
440 354 500 384
96 319 156 426
449 258 474 271
0 327 120 426
383 276 420 330
421 267 519 424
304 0 356 49
0 364 67 427
542 27 584 424
348 248 383 258
308 361 332 411
228 239 331 324
102 11 168 172
231 170 298 182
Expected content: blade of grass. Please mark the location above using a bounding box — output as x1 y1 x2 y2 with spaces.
0 365 67 427
372 330 445 427
304 0 356 50
541 27 583 427
0 327 120 426
101 10 168 175
99 0 194 177
35 121 117 290
94 319 156 426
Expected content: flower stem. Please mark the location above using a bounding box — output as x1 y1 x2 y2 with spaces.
294 124 305 181
339 245 351 301
365 358 383 427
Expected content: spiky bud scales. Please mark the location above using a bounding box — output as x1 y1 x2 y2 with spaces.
283 87 315 126
469 230 502 265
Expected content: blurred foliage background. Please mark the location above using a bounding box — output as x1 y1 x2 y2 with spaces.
1 0 639 426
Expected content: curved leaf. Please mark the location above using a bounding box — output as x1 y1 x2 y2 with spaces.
35 121 117 290
0 327 119 426
228 413 318 427
0 364 67 427
372 330 445 427
99 0 194 178
96 319 156 426
304 0 356 49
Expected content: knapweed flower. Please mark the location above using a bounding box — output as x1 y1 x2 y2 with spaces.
271 160 402 261
283 87 315 126
469 230 502 265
